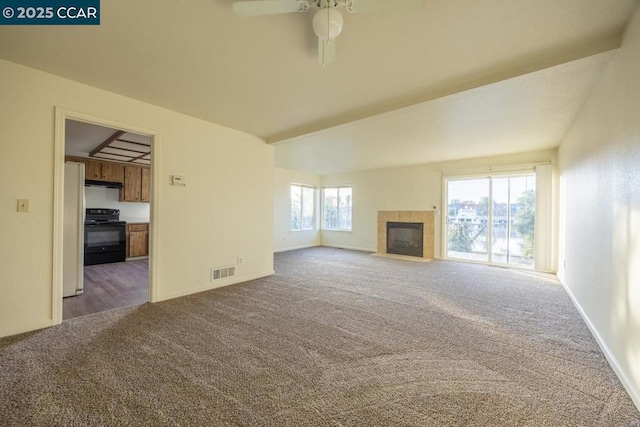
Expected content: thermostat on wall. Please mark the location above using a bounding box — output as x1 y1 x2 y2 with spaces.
171 175 186 186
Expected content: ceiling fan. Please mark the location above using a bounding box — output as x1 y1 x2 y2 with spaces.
232 0 425 66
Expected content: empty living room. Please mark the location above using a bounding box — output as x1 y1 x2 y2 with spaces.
1 0 639 425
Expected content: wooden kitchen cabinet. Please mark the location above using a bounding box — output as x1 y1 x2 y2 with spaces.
141 167 150 202
66 156 149 202
123 166 142 202
85 160 102 180
65 156 124 183
121 165 151 203
127 223 149 258
101 162 124 182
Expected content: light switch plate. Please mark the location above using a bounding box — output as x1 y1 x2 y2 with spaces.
17 199 29 212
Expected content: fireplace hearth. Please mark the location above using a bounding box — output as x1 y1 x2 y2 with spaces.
386 222 424 257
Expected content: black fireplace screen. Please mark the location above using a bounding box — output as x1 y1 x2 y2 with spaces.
387 222 423 257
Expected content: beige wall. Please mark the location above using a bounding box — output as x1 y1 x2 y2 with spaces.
0 59 274 337
321 149 556 256
273 167 321 252
558 6 640 408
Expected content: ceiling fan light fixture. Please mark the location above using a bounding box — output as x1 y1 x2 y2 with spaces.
312 8 343 39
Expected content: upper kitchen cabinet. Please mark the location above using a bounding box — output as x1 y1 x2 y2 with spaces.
101 162 124 183
84 159 102 180
65 156 124 183
122 165 151 203
141 167 150 202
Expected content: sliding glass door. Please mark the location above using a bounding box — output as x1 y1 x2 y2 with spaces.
446 173 536 268
446 178 490 263
491 176 536 267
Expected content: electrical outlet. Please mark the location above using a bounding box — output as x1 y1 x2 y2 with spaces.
17 199 29 212
237 257 243 265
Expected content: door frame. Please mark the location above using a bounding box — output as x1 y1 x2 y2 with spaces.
52 107 160 324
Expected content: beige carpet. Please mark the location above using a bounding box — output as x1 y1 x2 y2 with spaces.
1 247 639 426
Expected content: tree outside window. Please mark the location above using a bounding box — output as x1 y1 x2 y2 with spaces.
291 184 315 231
323 187 352 230
513 189 535 258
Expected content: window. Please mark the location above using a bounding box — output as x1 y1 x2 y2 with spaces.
323 186 352 230
291 184 315 231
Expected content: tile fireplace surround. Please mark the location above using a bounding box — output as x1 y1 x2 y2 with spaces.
377 211 435 259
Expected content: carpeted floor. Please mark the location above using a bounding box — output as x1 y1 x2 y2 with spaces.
1 247 639 426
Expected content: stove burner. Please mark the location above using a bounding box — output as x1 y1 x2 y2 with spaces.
85 208 124 223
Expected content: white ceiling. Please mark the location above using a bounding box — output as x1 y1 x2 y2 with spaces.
65 120 151 159
1 0 637 174
274 51 613 174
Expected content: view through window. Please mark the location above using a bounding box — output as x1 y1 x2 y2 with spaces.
446 174 535 268
323 187 352 230
291 184 315 231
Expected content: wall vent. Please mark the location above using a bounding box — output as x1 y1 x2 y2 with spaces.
211 266 236 281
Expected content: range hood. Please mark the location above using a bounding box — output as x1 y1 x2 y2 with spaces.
85 179 123 189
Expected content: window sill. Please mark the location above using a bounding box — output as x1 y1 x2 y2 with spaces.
322 229 352 233
290 229 316 233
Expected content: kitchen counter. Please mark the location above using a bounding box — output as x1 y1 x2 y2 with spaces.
121 218 149 224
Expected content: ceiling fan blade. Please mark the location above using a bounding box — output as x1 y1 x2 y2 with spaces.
350 0 424 14
232 0 308 17
319 38 336 67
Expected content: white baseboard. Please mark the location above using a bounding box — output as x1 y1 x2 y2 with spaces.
276 244 376 253
274 244 320 253
0 319 54 339
155 270 275 302
320 244 377 253
560 278 640 411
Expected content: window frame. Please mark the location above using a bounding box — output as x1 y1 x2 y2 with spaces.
322 186 353 231
290 183 316 232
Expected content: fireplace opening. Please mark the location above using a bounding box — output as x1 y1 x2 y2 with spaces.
387 222 423 257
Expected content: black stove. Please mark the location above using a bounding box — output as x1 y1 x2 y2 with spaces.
84 209 127 266
85 208 126 224
84 219 126 225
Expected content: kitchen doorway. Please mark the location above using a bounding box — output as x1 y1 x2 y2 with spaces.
55 110 157 323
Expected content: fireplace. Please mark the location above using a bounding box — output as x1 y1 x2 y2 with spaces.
377 211 434 259
386 222 424 257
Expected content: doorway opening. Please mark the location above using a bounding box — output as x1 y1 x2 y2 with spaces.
61 117 153 320
445 173 536 268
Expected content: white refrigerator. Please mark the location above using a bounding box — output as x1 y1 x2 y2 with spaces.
63 162 85 297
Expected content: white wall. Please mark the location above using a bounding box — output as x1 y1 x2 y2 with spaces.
0 59 274 337
558 5 640 408
321 150 556 256
273 167 321 252
84 186 150 223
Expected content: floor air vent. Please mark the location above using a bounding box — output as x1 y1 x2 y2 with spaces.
211 266 236 281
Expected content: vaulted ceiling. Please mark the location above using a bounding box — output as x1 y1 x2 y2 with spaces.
0 0 637 174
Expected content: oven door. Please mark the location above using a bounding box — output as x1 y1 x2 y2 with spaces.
84 223 126 265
